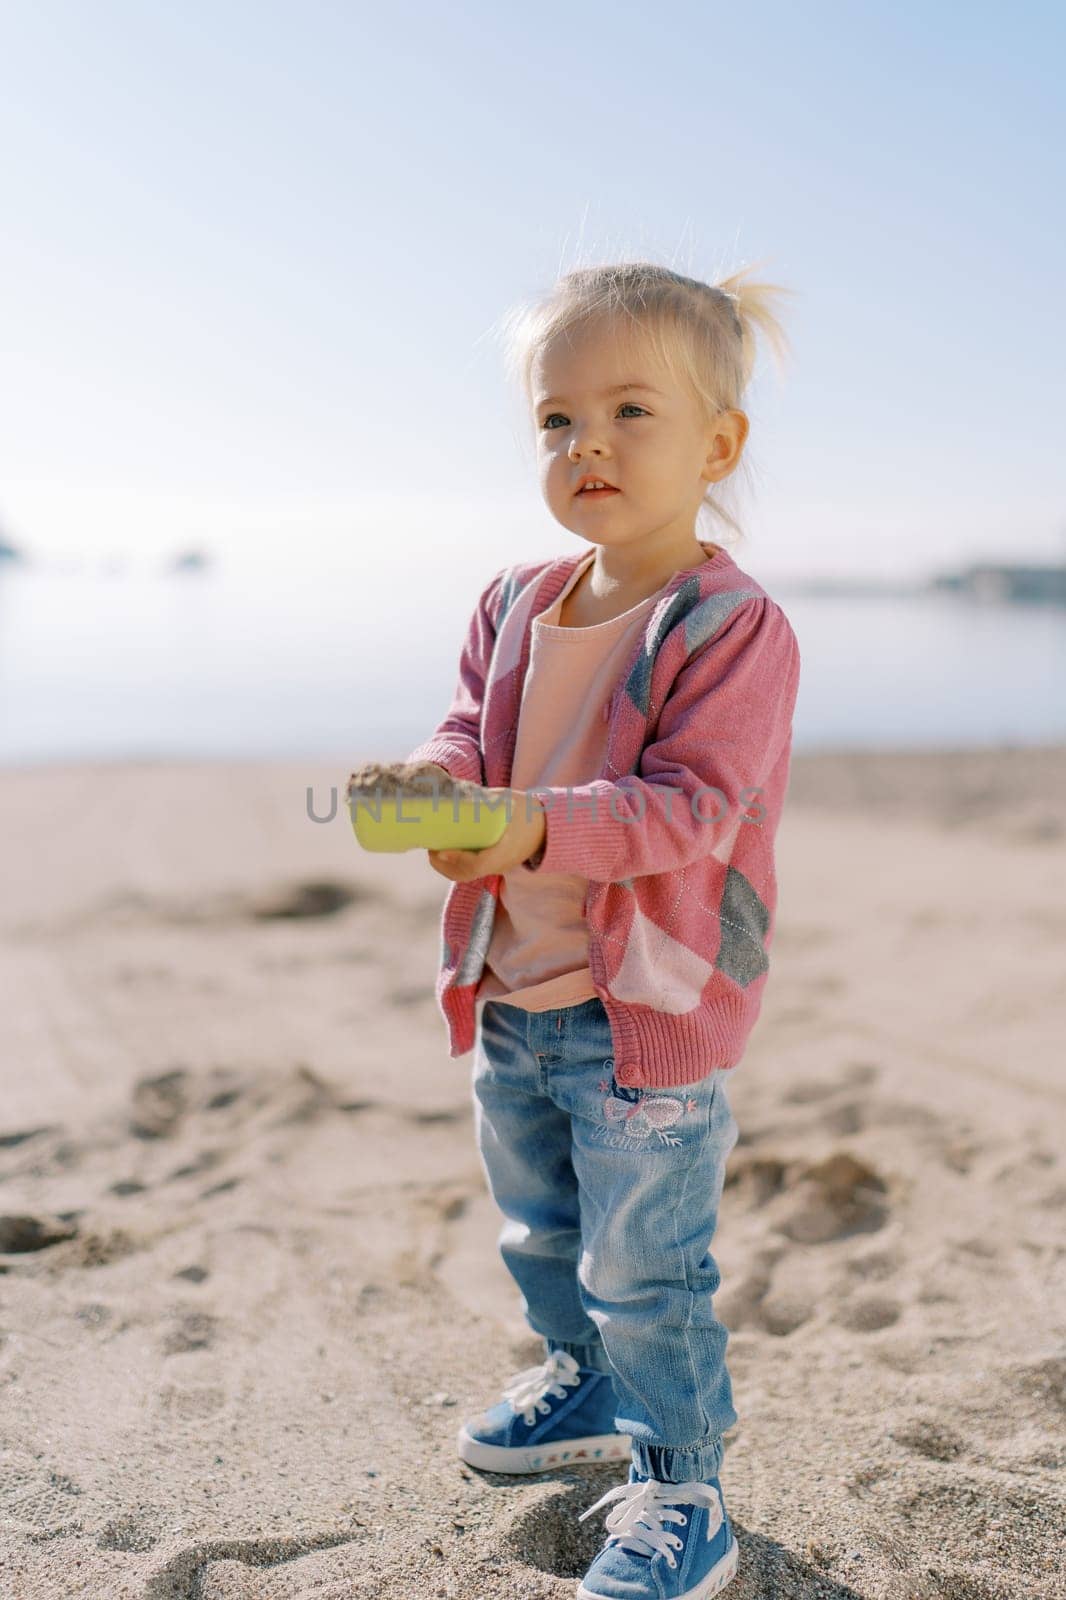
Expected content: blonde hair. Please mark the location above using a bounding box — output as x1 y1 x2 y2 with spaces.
495 257 796 546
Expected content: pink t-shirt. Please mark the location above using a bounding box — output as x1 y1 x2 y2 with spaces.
475 551 664 1015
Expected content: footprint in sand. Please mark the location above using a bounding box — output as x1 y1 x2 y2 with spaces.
130 1068 190 1140
200 1175 242 1198
721 1148 893 1332
162 1310 220 1356
722 1153 792 1207
893 1476 1062 1595
832 1293 902 1331
0 1125 56 1152
173 1264 209 1284
97 1511 162 1553
87 878 373 928
0 1213 79 1253
58 1229 141 1269
155 1379 228 1422
1004 1353 1066 1421
889 1414 966 1460
820 1099 869 1136
0 1446 85 1538
401 1105 468 1129
500 1479 638 1579
167 1149 225 1182
247 878 365 920
716 1247 791 1334
141 1530 368 1598
780 1062 880 1106
759 1289 816 1336
776 1152 890 1245
108 1179 148 1197
845 1247 901 1283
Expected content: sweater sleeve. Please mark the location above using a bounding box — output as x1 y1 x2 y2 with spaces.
402 566 506 787
523 595 801 882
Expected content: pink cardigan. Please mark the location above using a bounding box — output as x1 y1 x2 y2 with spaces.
404 545 801 1088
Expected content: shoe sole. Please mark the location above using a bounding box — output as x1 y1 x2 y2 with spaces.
575 1533 738 1599
456 1423 632 1474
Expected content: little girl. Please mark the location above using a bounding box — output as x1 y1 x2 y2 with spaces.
403 260 801 1600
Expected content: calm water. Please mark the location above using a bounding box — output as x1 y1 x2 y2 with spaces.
1 560 1064 766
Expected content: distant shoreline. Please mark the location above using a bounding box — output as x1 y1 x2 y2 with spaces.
775 559 1066 605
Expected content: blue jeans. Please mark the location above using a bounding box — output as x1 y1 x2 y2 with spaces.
472 994 741 1483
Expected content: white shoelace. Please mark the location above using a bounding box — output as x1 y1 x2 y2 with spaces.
500 1349 582 1425
578 1478 724 1569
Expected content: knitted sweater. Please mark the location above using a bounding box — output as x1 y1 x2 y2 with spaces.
404 543 802 1088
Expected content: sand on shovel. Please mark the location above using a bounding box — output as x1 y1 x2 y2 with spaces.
345 762 516 851
345 760 486 810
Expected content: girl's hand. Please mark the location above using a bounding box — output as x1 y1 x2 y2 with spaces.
427 787 547 882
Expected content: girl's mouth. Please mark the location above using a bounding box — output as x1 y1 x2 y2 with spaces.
576 487 620 499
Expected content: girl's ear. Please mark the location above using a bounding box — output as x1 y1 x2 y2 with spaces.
704 409 749 481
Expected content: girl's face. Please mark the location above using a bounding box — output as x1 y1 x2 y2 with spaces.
530 318 746 557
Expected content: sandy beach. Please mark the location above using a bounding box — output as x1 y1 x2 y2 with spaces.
1 746 1063 1599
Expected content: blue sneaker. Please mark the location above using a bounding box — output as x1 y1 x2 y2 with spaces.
576 1463 739 1598
456 1348 630 1474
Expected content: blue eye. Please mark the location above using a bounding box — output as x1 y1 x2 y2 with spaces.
539 404 647 430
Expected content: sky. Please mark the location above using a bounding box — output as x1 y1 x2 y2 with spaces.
0 0 1063 584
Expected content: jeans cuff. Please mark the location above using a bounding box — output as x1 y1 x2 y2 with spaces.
631 1435 725 1483
545 1337 615 1376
